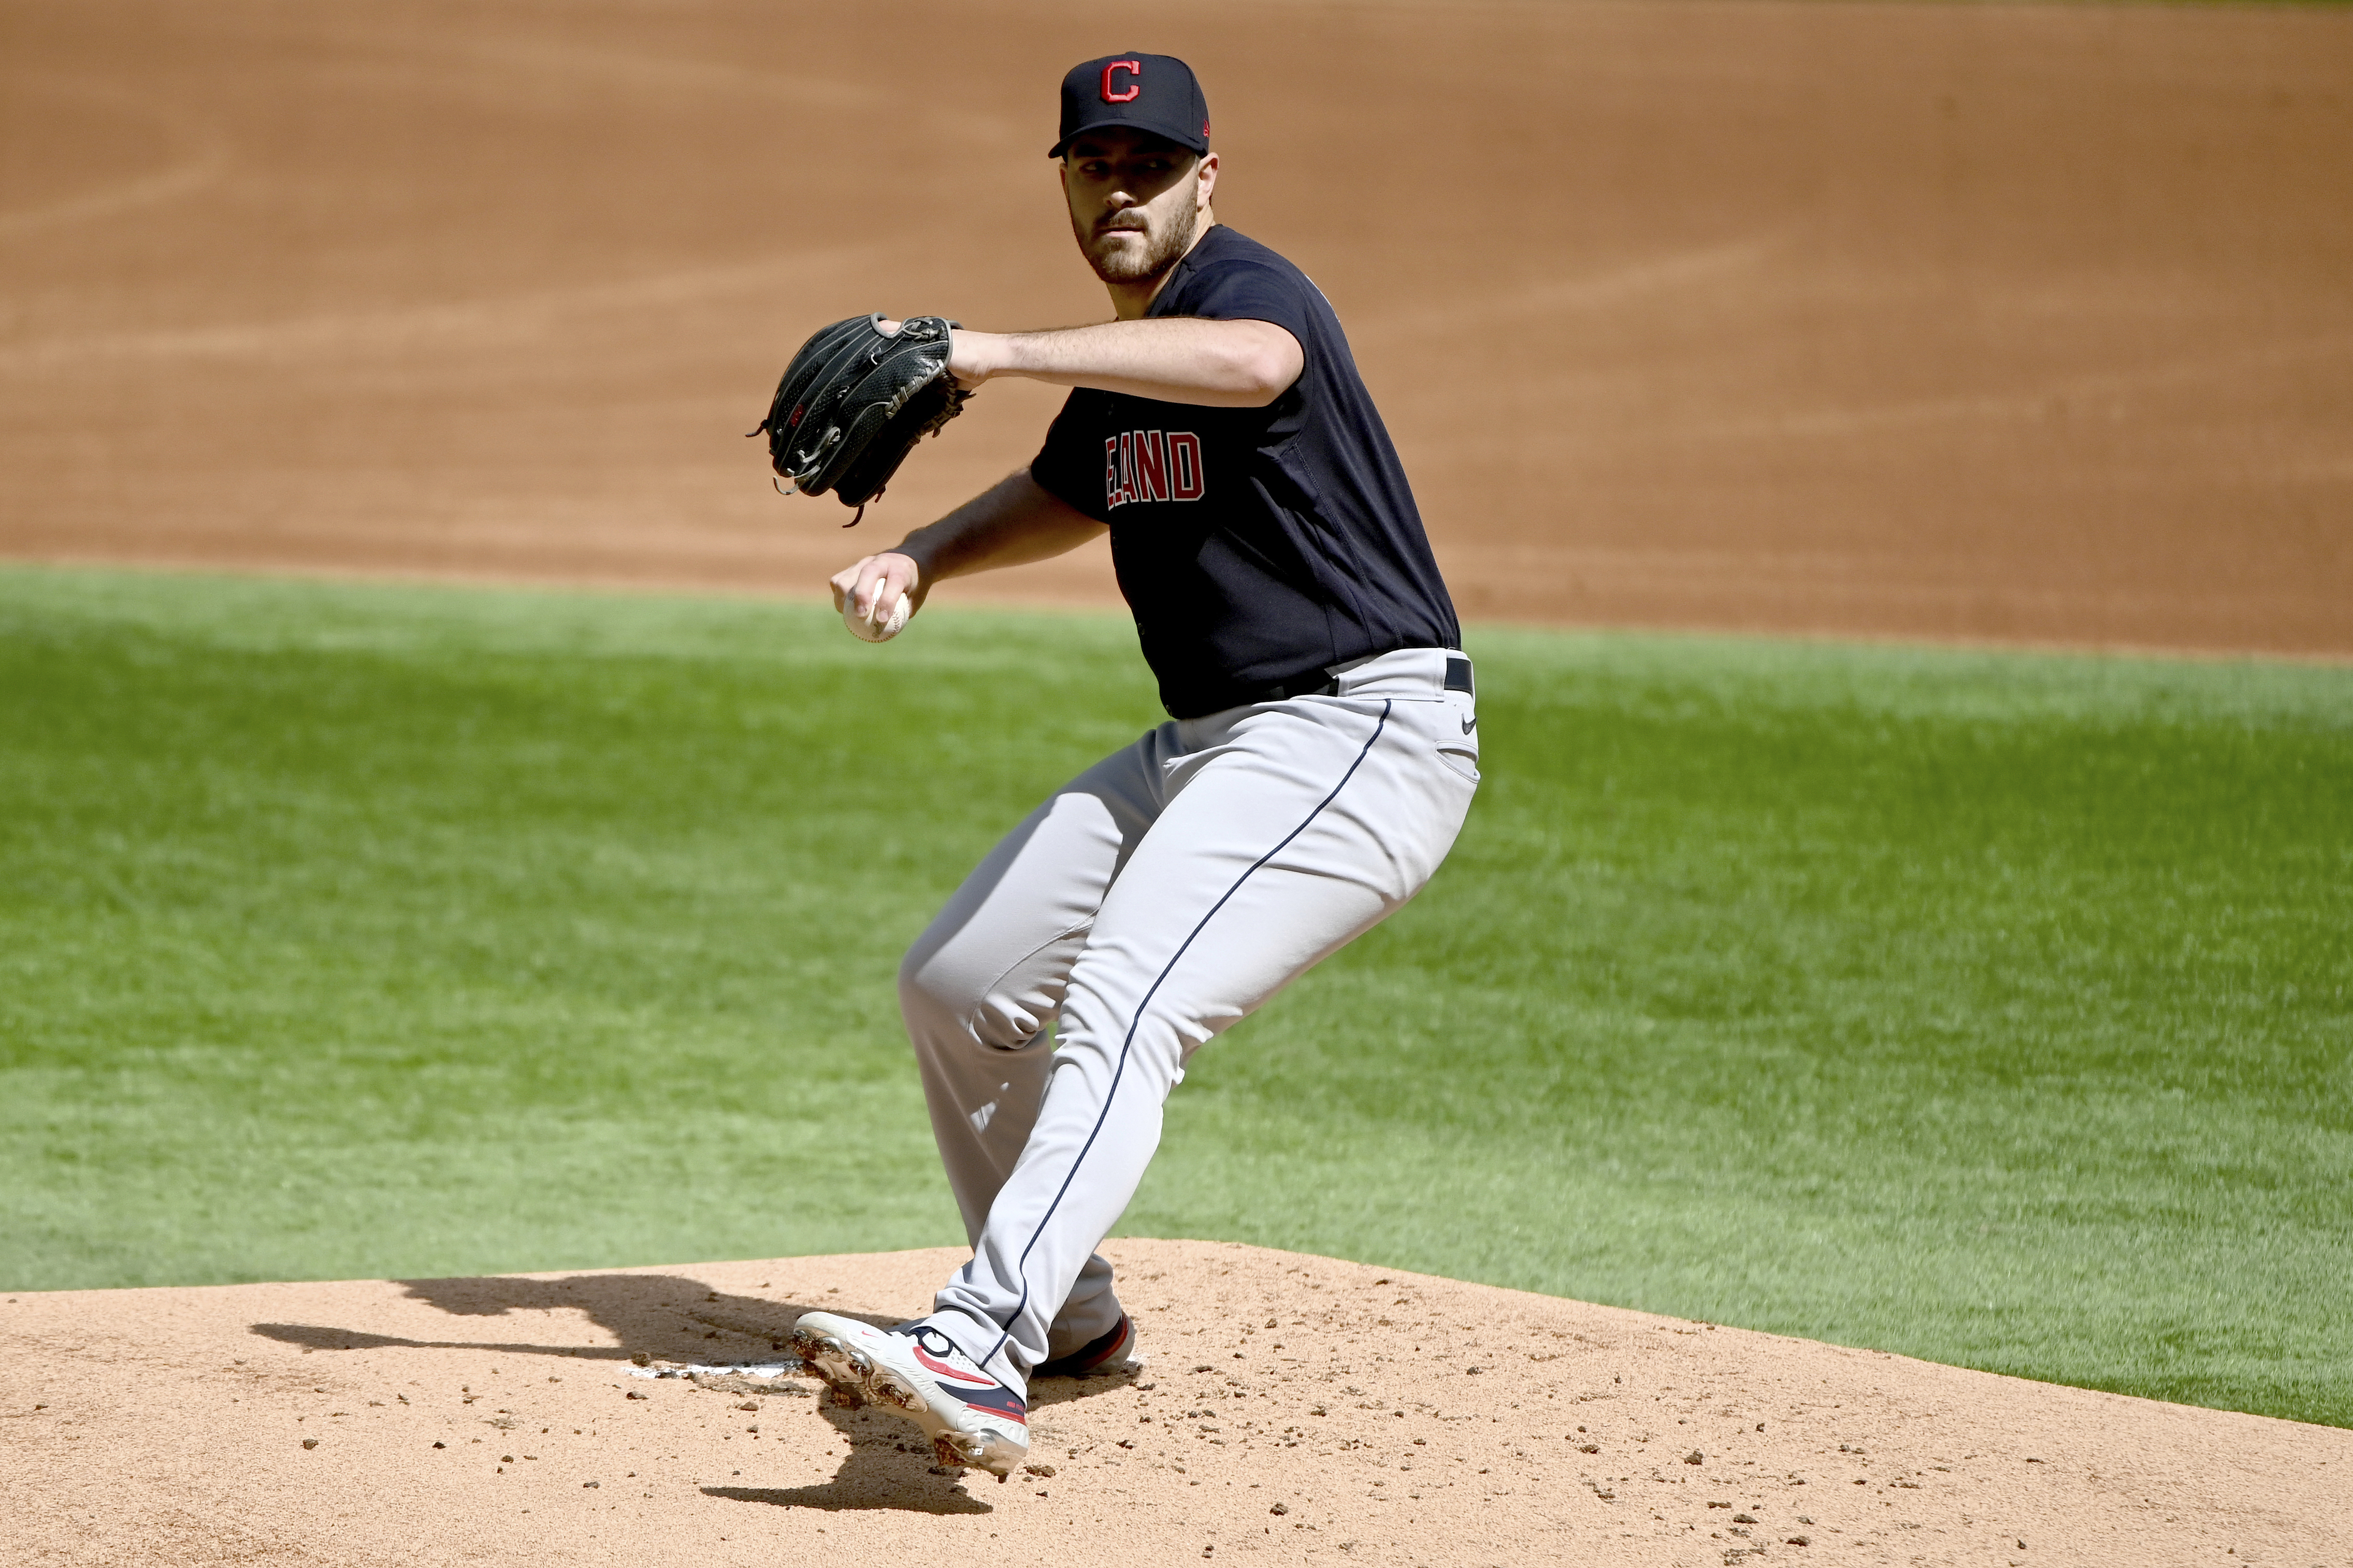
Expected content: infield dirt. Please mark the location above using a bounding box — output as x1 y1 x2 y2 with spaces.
3 0 2350 653
7 1240 2348 1567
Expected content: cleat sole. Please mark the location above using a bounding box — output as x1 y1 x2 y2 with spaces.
786 1315 1026 1479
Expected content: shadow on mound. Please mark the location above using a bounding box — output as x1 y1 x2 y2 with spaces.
243 1268 1128 1511
247 1272 868 1364
703 1484 992 1515
245 1270 1150 1410
703 1399 1002 1514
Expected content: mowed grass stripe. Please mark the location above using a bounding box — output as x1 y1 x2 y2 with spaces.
1 566 2345 1427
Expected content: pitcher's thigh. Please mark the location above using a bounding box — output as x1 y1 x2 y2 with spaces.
1064 704 1467 1072
899 741 1163 1050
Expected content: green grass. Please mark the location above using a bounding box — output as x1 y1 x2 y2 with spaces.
2 566 2346 1428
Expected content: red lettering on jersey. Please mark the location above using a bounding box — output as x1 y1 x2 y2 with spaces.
1168 431 1204 500
1101 60 1141 104
1108 428 1202 507
1134 430 1171 502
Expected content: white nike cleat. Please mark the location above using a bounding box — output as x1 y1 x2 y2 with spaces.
788 1311 1029 1479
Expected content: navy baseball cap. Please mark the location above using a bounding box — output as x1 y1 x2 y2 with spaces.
1050 53 1211 159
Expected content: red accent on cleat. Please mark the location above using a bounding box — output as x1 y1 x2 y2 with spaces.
914 1343 995 1385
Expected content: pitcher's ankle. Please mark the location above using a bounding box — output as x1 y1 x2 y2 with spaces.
920 1309 1028 1393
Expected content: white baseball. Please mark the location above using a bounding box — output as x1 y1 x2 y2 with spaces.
845 587 912 643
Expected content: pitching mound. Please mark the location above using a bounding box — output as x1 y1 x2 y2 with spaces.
8 1241 2346 1565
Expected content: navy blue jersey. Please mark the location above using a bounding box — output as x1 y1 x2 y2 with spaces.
1029 226 1460 718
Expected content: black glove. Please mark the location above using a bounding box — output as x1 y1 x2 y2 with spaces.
750 314 971 521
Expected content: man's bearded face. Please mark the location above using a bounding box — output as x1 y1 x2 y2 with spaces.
1063 133 1204 287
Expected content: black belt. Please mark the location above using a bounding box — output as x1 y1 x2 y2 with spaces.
1238 653 1474 707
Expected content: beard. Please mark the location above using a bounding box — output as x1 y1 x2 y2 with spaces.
1078 201 1200 286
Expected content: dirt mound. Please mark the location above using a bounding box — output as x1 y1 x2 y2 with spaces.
3 1240 2343 1566
3 1 2350 654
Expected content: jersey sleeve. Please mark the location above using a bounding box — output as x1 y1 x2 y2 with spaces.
1029 390 1111 522
1167 256 1316 344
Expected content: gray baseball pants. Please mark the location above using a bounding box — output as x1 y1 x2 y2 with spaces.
898 646 1480 1388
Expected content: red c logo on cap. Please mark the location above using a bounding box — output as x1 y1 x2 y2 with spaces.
1101 59 1141 103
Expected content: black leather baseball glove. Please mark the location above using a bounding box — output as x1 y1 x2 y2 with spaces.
750 314 971 521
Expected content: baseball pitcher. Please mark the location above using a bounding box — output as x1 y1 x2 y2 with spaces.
778 52 1479 1478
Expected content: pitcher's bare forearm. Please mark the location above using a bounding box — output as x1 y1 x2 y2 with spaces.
950 317 1302 408
902 471 1104 583
830 471 1102 620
